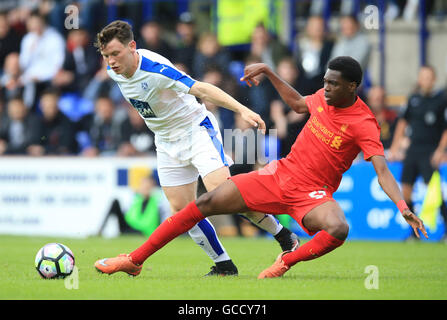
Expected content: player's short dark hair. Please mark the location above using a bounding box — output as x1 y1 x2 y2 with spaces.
328 56 363 88
95 20 134 50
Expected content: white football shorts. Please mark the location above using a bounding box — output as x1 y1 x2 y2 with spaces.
155 112 233 187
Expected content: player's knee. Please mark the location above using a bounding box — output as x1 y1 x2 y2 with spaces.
195 191 217 216
326 220 349 241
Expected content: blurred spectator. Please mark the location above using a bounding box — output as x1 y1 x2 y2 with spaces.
0 1 17 12
173 12 197 74
200 65 235 131
276 57 306 95
173 61 190 75
294 15 334 95
240 55 278 130
1 52 23 101
330 15 371 73
192 32 231 79
0 91 6 122
367 86 398 151
0 11 21 74
114 0 144 32
19 10 65 110
0 95 43 155
98 173 170 237
218 71 239 131
38 88 77 155
3 1 38 36
123 174 170 237
43 0 73 35
79 96 127 157
269 57 309 158
201 66 224 127
138 19 174 61
46 0 106 36
52 28 100 94
77 0 108 36
249 23 290 70
388 65 447 241
83 59 123 106
118 107 156 157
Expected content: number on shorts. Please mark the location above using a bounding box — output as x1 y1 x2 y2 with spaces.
308 190 327 199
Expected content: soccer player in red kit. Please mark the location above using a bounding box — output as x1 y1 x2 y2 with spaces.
95 56 428 278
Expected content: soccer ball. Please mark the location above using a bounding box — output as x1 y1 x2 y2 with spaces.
35 243 75 279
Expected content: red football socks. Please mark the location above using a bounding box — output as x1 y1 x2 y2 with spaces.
282 230 344 267
130 201 205 265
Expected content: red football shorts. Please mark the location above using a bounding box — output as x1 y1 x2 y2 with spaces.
229 169 335 236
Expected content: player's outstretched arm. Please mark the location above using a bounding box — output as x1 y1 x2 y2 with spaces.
240 63 308 114
371 155 428 239
189 81 266 133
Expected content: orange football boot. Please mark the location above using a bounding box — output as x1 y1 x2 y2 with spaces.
257 251 291 279
95 254 142 276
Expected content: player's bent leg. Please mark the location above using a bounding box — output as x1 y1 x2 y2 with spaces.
302 201 349 240
163 180 237 275
258 201 347 279
196 179 250 216
188 219 238 276
202 167 300 251
243 211 300 251
93 181 199 276
94 180 235 276
201 165 231 191
162 180 198 213
124 181 246 269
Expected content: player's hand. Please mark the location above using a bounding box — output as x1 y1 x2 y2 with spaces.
240 108 266 134
402 209 428 239
431 148 444 169
240 63 269 87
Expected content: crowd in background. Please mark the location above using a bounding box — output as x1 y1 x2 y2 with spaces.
0 0 444 170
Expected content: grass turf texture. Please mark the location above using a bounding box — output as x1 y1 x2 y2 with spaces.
1 234 446 300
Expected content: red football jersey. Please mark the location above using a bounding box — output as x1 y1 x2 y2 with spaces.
268 88 384 196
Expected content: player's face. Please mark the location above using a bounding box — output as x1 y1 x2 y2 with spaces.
323 69 356 107
101 38 136 76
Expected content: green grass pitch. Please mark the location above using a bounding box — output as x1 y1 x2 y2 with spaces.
1 234 446 300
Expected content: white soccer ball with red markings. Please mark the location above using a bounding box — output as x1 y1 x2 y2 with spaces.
35 243 75 279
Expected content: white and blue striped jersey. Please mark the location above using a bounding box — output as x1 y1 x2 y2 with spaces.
107 49 207 140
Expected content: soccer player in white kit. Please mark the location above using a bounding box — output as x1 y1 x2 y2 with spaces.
94 21 298 276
